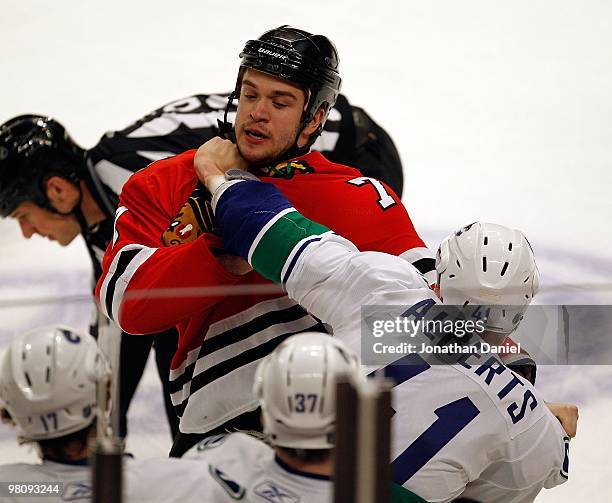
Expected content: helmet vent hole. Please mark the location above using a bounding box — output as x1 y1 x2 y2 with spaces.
482 257 487 272
448 274 455 279
525 294 530 299
24 372 32 387
484 237 488 246
456 260 461 268
22 350 26 360
46 346 51 355
463 301 469 307
523 276 530 283
508 242 513 252
500 262 509 276
45 367 50 383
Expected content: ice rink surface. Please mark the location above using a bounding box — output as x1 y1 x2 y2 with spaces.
1 1 612 500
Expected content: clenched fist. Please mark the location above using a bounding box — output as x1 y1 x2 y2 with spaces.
546 402 579 438
194 137 248 187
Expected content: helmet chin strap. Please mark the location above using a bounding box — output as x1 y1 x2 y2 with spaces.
277 137 310 163
73 204 93 236
217 92 238 142
53 183 94 236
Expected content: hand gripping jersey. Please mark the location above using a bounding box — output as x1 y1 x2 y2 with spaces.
210 180 570 503
96 149 431 434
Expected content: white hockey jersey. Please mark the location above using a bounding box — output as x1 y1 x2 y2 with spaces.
284 233 569 502
183 432 332 502
0 460 91 502
0 455 263 503
211 180 571 503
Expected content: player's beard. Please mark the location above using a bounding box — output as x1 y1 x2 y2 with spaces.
236 122 301 167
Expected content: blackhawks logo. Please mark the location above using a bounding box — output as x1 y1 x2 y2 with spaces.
257 159 315 179
162 184 216 246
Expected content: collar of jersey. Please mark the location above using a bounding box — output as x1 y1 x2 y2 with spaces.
274 455 331 481
44 456 89 466
44 452 134 467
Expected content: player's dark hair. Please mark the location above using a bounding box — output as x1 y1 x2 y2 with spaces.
36 421 96 462
277 446 331 463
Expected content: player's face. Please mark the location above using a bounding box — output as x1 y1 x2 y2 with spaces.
235 69 306 165
10 202 80 246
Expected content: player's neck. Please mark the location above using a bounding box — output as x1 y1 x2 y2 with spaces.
274 449 333 477
41 442 90 464
79 180 106 228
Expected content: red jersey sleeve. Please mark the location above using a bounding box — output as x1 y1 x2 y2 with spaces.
95 155 241 335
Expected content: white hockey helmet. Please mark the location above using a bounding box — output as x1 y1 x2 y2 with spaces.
436 222 539 334
0 325 110 441
254 332 361 450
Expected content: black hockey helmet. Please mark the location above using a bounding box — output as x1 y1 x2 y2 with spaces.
230 25 342 143
0 115 85 217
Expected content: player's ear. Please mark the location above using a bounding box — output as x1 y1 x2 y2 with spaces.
433 284 441 299
45 176 80 213
297 106 327 148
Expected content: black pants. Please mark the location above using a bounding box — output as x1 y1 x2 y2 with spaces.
169 407 262 458
118 328 180 439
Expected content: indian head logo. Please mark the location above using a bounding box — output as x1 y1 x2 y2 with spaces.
257 159 315 179
162 184 216 246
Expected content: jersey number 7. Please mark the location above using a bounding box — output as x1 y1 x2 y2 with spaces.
347 177 397 210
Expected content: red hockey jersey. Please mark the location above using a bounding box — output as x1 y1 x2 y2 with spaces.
96 149 431 433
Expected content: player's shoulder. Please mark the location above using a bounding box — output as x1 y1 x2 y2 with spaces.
304 151 361 178
122 149 197 194
184 432 272 463
124 456 218 502
304 151 401 201
0 462 40 478
181 433 274 500
0 461 89 484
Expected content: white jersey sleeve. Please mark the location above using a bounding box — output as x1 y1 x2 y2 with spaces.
212 179 570 503
285 232 437 355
